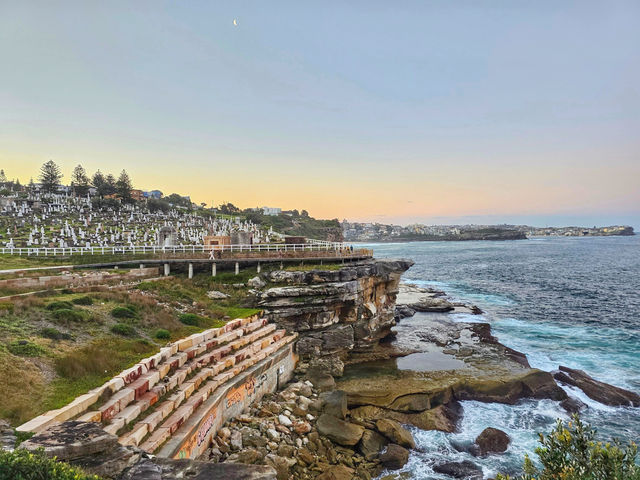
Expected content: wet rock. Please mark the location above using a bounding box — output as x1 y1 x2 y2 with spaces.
553 366 640 407
375 419 415 449
433 460 483 479
378 444 409 470
317 414 365 446
394 305 415 320
321 390 348 419
473 427 510 456
409 297 455 312
358 429 388 460
560 396 587 413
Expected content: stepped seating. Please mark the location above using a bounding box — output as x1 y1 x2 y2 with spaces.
17 315 295 442
131 331 295 453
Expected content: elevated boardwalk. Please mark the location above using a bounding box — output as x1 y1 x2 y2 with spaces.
18 315 298 459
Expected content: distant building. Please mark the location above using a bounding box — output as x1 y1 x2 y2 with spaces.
262 206 281 216
143 190 163 199
130 189 144 201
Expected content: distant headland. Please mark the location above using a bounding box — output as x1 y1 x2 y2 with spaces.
342 221 634 242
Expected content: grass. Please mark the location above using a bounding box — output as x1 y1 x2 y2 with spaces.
45 337 157 412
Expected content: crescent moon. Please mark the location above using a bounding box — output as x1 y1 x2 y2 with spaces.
233 19 238 26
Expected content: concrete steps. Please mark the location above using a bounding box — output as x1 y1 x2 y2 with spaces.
17 314 259 434
132 330 295 453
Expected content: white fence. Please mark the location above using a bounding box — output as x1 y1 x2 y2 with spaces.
0 242 350 257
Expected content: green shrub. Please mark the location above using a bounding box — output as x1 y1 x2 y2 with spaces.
178 313 204 326
154 329 171 340
72 296 93 305
110 323 136 336
0 447 101 480
52 309 85 323
111 306 138 319
7 340 45 357
41 327 72 341
497 415 640 480
45 301 73 311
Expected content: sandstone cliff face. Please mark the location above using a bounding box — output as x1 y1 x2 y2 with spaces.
256 260 413 374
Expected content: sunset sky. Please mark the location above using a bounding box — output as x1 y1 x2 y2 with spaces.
1 1 639 226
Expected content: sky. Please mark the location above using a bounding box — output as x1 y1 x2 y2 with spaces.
1 1 639 227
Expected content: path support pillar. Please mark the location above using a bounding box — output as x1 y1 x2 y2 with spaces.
212 263 217 277
164 263 170 276
257 262 261 273
139 264 144 269
235 262 240 275
188 263 194 279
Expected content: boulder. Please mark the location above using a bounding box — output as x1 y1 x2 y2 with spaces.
433 460 483 479
316 414 365 446
473 427 510 456
316 465 355 480
553 366 640 407
358 429 388 460
321 390 348 419
248 276 267 289
375 419 415 449
121 459 278 480
409 297 454 312
378 444 409 470
306 368 336 392
560 396 587 414
230 430 243 450
206 290 229 299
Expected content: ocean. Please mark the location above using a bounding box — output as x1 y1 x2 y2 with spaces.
365 235 640 479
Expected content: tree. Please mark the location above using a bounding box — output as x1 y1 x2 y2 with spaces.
301 209 309 217
116 170 132 202
70 164 90 197
91 170 105 193
38 160 62 194
497 415 640 480
219 202 240 215
0 169 6 183
104 174 117 196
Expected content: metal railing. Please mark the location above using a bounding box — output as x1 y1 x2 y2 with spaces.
0 242 370 257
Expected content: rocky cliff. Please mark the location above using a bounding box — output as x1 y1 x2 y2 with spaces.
256 259 413 375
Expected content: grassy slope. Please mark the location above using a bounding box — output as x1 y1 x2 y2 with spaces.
0 271 261 426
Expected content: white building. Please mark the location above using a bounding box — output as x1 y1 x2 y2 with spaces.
262 206 281 216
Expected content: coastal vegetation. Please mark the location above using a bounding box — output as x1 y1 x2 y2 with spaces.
497 416 640 480
0 448 100 480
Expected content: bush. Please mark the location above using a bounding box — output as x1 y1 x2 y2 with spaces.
110 323 136 336
154 329 171 340
111 306 138 319
7 340 45 357
0 447 101 480
72 296 93 305
41 327 72 341
52 309 85 323
178 313 204 326
45 301 73 311
497 415 640 480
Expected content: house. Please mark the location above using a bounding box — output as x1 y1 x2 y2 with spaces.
262 206 281 216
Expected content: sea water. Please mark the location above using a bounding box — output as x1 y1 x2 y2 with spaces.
364 235 640 478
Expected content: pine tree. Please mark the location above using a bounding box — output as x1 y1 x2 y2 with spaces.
116 170 133 202
92 170 106 196
38 160 62 194
71 164 90 196
104 174 117 196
